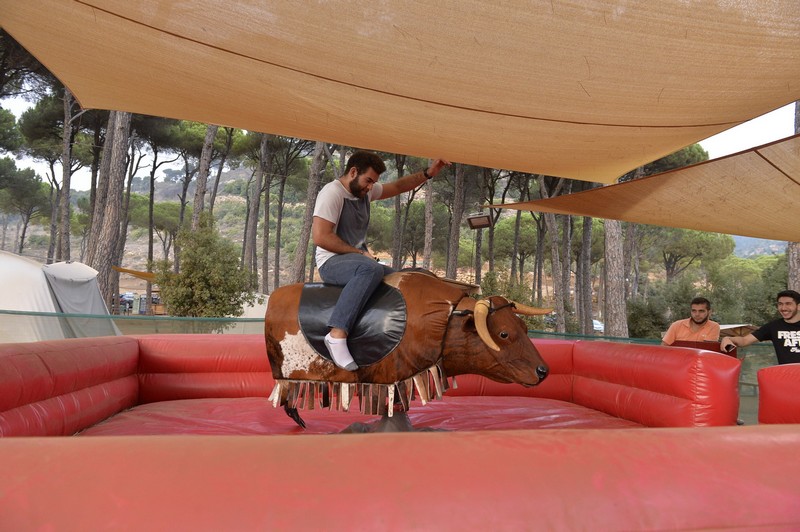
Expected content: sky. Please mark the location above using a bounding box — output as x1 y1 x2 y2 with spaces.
1 96 797 192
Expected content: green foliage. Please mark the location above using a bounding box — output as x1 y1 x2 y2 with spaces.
366 204 393 252
0 29 52 99
0 155 16 188
0 157 50 220
18 94 62 147
367 201 450 265
646 227 734 281
572 217 604 265
702 252 787 326
643 143 708 175
627 298 670 339
222 179 249 196
0 107 22 152
478 269 553 331
491 212 546 276
493 214 537 262
170 120 213 157
127 195 183 233
706 255 769 324
661 276 703 318
620 144 709 182
755 254 789 323
154 221 258 321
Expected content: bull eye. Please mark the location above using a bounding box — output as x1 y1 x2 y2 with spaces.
499 331 509 339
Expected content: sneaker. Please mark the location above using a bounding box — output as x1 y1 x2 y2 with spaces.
324 334 358 371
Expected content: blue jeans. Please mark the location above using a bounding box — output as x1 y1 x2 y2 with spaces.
318 253 395 334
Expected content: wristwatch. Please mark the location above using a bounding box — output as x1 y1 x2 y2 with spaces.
423 168 432 180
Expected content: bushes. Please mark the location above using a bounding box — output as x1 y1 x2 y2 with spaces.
155 221 258 320
627 298 670 340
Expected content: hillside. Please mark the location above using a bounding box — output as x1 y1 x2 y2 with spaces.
733 236 786 258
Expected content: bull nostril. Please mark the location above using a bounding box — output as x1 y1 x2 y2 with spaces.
536 365 549 380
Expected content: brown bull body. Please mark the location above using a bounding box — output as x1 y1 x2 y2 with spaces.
264 271 548 419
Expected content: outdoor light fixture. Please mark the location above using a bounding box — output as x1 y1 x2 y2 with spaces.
466 213 492 229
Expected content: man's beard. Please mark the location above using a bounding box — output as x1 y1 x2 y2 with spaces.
349 180 366 198
691 316 709 325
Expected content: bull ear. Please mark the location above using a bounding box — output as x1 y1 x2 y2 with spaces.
474 299 500 352
512 301 553 316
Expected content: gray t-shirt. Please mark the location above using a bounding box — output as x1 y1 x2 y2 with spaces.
313 179 383 268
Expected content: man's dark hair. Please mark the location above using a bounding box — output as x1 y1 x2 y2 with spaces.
690 296 711 309
345 150 386 176
776 290 800 304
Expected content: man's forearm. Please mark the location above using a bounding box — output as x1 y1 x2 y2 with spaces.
395 171 427 193
313 232 363 255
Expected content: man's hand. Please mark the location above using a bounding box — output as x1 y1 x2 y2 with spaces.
720 337 736 353
426 159 451 179
379 158 452 200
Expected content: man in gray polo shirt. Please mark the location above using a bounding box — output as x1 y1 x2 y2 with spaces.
312 150 449 370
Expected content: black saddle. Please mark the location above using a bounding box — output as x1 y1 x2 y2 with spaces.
298 282 407 367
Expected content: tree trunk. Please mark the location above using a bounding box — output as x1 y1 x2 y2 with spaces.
258 162 273 291
391 154 406 269
623 223 635 299
789 101 800 291
539 177 569 330
560 214 573 306
146 149 158 313
85 112 116 266
474 224 484 286
88 111 131 305
46 181 59 263
510 209 521 282
543 212 566 332
487 219 496 274
209 127 233 216
260 139 275 293
422 178 434 270
578 216 593 334
533 215 546 304
192 124 218 230
604 219 628 337
243 134 267 277
291 141 327 283
272 174 288 292
115 141 139 289
789 242 800 291
445 164 466 279
58 88 73 261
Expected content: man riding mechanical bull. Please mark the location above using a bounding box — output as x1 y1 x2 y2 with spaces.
264 151 550 430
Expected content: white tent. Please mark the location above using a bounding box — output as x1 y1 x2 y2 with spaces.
0 251 120 342
0 251 62 342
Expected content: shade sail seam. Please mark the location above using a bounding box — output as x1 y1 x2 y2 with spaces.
755 150 800 187
75 0 745 131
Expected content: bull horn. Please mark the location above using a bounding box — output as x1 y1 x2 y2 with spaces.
474 299 500 352
511 301 554 316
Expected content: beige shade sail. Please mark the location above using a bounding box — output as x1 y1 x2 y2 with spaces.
492 134 800 242
719 325 758 338
2 1 800 183
112 266 156 283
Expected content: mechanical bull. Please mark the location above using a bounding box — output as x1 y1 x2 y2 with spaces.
264 271 550 429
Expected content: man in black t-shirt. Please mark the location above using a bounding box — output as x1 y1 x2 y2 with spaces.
720 290 800 365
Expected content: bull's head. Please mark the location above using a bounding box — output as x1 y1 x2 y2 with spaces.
474 299 551 351
443 296 551 387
